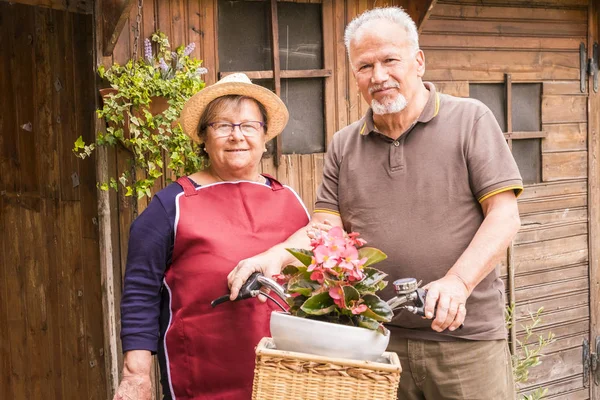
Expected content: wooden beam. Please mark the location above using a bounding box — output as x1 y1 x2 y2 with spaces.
269 0 282 166
220 69 333 80
102 0 136 57
393 0 438 33
95 0 121 397
588 0 600 398
503 131 548 140
0 0 93 14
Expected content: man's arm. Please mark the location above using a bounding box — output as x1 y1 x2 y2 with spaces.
227 212 343 300
424 190 521 332
113 350 153 400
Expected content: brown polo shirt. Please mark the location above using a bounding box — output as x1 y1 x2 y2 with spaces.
315 82 523 341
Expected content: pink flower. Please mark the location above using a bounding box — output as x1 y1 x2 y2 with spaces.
310 270 325 283
338 244 359 270
307 256 319 272
329 286 345 308
351 303 368 315
348 232 367 247
314 245 339 269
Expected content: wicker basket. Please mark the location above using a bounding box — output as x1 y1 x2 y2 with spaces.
252 337 401 400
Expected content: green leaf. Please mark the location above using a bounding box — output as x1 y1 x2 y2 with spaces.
281 265 300 276
342 285 360 308
73 136 85 151
358 247 387 268
360 294 393 322
300 292 336 316
287 274 320 297
354 267 388 292
356 316 381 331
285 248 314 267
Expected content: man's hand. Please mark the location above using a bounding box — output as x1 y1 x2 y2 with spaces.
423 274 470 332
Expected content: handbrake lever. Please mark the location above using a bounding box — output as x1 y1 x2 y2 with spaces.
211 272 263 307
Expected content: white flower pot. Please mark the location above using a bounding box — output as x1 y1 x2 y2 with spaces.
269 311 390 361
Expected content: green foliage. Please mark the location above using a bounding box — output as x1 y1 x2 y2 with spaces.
506 305 556 400
73 31 207 198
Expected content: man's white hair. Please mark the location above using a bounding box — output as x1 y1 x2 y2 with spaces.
344 7 419 57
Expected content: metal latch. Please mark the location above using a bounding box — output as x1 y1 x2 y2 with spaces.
583 337 600 387
580 42 599 93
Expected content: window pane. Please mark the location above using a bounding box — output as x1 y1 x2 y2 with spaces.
278 2 323 70
281 79 325 154
512 83 541 132
512 139 541 185
469 84 506 132
218 0 271 72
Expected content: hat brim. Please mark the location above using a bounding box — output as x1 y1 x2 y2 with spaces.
179 81 289 144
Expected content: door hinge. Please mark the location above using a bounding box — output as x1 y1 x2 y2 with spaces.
583 337 600 387
580 42 599 93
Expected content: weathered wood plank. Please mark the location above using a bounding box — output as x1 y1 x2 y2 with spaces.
2 0 93 14
543 81 584 95
515 277 588 302
322 0 335 147
424 50 580 81
421 34 583 51
12 5 38 195
542 123 587 152
34 6 59 200
439 0 588 8
518 179 587 200
520 207 588 229
0 195 14 399
542 95 587 124
433 81 469 97
518 194 587 215
336 0 351 130
430 3 587 21
521 347 584 389
514 222 588 245
424 19 587 37
103 0 135 56
3 201 30 399
513 234 588 274
199 0 217 85
515 290 588 317
542 151 588 181
57 201 88 400
1 2 19 193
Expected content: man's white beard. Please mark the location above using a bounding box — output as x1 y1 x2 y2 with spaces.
371 94 408 115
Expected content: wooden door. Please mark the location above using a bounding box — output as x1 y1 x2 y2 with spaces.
0 3 105 399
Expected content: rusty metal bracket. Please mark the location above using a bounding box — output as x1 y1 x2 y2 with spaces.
581 42 599 93
583 337 600 387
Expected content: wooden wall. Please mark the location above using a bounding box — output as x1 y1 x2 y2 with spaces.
103 0 598 399
0 2 106 400
421 1 593 399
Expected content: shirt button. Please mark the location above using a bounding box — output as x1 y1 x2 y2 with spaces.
393 141 400 147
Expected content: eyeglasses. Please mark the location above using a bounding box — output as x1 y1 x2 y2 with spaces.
207 121 265 138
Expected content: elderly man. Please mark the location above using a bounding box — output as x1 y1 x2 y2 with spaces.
228 7 522 399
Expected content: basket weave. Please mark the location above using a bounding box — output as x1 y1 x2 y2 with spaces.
252 337 401 400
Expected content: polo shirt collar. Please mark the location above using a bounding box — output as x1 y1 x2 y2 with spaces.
359 82 440 136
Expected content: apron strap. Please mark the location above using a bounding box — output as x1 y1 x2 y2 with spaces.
263 174 284 191
176 176 198 197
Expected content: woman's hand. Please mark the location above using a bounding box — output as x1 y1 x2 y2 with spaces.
113 350 153 400
227 248 289 301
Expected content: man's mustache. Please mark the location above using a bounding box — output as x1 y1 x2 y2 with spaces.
369 81 400 94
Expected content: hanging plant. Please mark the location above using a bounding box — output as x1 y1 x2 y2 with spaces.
73 31 207 198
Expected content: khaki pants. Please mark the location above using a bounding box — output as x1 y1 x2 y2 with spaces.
387 337 516 400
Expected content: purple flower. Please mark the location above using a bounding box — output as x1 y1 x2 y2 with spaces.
159 58 169 73
144 38 153 62
195 67 208 76
183 42 196 57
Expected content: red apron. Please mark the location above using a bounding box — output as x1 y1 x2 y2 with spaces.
163 176 309 400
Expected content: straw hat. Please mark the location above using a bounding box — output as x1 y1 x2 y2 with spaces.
180 73 289 144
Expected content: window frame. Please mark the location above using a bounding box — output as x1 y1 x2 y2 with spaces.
215 0 334 163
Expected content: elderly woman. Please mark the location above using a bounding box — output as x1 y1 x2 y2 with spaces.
114 73 309 400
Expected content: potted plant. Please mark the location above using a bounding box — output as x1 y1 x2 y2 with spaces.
270 226 394 361
73 31 207 198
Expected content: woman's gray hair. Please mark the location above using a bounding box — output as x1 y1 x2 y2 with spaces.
344 7 419 57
